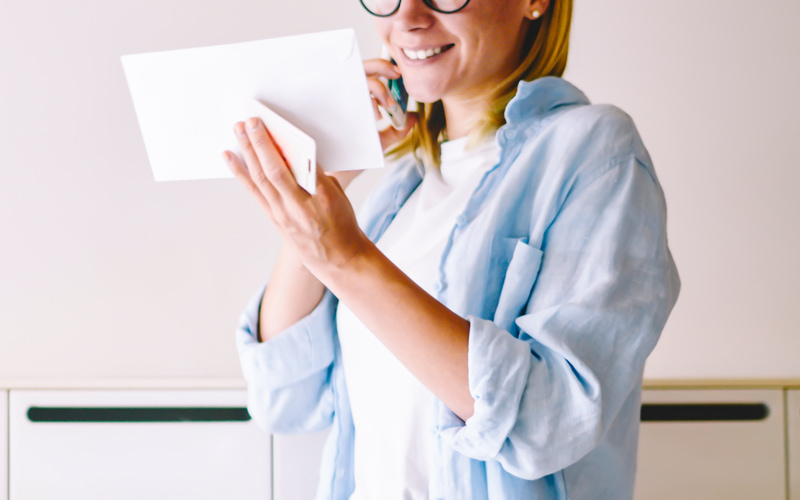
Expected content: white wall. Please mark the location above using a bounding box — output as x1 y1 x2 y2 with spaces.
1 0 797 381
564 0 800 379
0 0 380 380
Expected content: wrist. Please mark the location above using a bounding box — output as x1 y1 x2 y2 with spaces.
277 243 307 270
311 233 379 290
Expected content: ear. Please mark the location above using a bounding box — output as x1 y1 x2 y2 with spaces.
523 0 550 20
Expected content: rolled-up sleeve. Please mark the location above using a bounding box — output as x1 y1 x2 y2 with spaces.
438 156 680 480
236 285 339 434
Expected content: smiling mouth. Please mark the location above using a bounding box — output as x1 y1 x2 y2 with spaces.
401 44 454 61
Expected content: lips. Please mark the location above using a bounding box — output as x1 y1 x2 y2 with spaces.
401 44 454 61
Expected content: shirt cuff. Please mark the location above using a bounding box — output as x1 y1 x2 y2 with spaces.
237 285 338 389
437 316 532 460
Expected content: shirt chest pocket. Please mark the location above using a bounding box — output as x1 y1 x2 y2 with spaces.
490 236 544 335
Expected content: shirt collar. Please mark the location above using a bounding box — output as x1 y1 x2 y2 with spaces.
504 77 591 126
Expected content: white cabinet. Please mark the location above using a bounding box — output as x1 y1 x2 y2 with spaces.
1 391 7 500
789 390 800 500
273 430 330 500
9 390 270 500
5 387 796 499
635 389 786 500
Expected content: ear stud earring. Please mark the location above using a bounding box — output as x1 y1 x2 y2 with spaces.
532 10 541 19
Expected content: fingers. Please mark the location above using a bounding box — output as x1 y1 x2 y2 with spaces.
364 58 403 121
222 150 277 225
364 58 402 79
367 77 393 120
235 118 310 210
233 121 282 205
244 118 300 195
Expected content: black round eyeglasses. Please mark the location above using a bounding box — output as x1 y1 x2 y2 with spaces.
360 0 471 17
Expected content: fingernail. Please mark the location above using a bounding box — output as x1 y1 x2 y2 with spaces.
247 117 260 131
234 122 246 136
222 151 231 162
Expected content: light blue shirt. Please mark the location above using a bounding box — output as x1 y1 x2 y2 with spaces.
236 77 680 500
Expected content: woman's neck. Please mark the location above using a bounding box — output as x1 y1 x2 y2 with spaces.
441 93 491 140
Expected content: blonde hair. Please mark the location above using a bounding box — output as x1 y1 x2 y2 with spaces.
388 0 573 168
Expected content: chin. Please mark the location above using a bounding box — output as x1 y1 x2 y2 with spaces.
403 80 446 105
409 94 441 105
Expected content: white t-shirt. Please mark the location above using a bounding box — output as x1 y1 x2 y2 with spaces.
336 136 500 500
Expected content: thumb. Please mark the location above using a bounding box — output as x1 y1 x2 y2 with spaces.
315 163 346 196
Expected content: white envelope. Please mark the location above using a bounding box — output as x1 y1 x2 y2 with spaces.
121 29 384 184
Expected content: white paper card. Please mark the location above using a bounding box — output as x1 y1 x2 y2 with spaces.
121 29 383 183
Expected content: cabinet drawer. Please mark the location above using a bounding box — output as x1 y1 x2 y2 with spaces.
9 390 270 500
1 391 7 500
273 430 330 500
635 389 785 500
789 390 800 500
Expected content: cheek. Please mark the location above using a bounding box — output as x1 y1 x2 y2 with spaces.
466 7 526 49
374 19 392 46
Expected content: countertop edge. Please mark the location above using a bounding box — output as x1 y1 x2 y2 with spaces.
642 378 800 389
0 378 248 390
1 378 799 390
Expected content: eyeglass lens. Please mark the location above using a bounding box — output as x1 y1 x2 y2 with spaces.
360 0 470 17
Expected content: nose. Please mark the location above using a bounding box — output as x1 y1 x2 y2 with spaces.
393 0 435 31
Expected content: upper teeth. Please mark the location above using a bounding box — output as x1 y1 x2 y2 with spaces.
403 46 443 61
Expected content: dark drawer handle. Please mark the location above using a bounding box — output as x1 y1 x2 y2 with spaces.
641 403 769 422
27 407 251 423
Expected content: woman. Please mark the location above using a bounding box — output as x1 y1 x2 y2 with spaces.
223 0 680 497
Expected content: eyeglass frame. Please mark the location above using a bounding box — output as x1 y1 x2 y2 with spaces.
359 0 472 17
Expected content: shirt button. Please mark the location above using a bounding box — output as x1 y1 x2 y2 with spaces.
432 281 443 293
504 129 517 141
455 215 468 226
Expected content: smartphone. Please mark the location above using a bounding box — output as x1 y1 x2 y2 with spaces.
386 66 408 129
380 47 408 130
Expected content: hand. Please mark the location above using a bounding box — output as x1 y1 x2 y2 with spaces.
364 58 418 151
223 118 371 276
